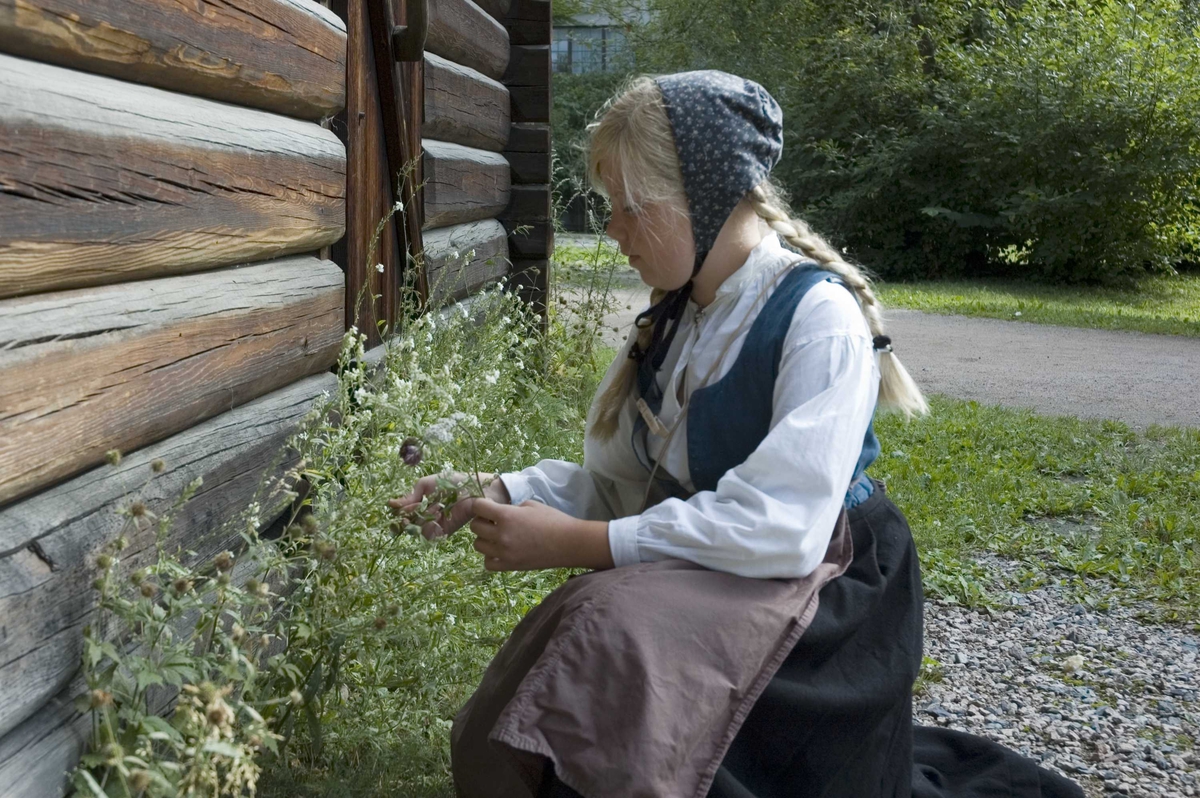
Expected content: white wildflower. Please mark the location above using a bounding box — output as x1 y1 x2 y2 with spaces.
483 369 500 385
393 200 404 213
425 418 456 444
376 262 385 273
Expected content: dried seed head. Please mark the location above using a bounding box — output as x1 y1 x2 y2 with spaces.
387 603 400 616
88 689 114 709
150 459 166 474
231 623 247 644
104 449 122 466
128 769 152 792
255 580 271 598
217 572 231 586
259 633 272 649
129 501 147 518
314 541 337 561
95 554 113 569
101 742 124 764
213 551 234 572
92 577 106 591
374 616 389 630
285 523 304 537
129 569 145 586
301 514 320 534
140 583 157 599
172 578 193 596
399 437 423 467
244 578 260 594
206 698 234 728
198 681 218 703
128 768 152 792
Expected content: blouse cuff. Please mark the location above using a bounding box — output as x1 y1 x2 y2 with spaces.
607 515 643 568
498 472 534 506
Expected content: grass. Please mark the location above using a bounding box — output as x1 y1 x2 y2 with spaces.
874 397 1200 621
877 273 1200 337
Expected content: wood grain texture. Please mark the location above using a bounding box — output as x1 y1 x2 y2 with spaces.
426 0 508 80
473 0 512 22
422 139 511 229
509 83 548 123
502 0 549 45
0 370 336 749
423 219 509 304
423 51 509 152
0 257 344 508
0 678 85 798
500 183 550 222
0 0 346 119
0 54 346 299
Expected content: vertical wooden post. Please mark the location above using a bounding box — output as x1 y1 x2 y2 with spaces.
500 0 552 325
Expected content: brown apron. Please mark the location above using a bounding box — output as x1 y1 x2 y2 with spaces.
450 512 853 798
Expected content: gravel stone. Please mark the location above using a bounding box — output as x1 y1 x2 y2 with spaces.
915 556 1198 798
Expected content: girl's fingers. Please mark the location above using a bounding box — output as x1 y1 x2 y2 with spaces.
472 537 500 558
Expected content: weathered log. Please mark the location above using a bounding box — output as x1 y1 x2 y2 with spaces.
0 54 346 299
423 219 509 303
422 139 511 229
505 219 552 258
423 51 509 152
426 0 509 80
505 121 550 184
510 83 549 124
501 183 551 232
502 43 548 87
0 257 344 508
0 678 85 798
0 370 337 746
0 0 346 119
502 0 549 46
472 0 512 22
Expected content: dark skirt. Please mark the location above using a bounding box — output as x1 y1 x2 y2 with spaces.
541 486 1084 798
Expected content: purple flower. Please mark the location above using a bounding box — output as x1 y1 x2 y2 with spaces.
400 437 423 467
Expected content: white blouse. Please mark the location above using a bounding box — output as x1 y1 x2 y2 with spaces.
499 231 880 579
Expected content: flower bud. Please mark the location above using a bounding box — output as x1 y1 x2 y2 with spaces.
399 437 423 467
150 459 166 474
140 583 157 599
102 742 124 764
213 551 234 572
172 578 193 596
95 554 113 569
373 616 387 630
301 514 320 534
104 449 122 466
289 689 304 706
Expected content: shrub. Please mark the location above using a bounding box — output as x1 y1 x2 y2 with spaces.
630 0 1200 283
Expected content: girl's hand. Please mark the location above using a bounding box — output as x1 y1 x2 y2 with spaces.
460 498 614 572
387 473 510 538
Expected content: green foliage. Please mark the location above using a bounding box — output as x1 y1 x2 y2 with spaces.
71 239 627 795
551 70 630 225
629 0 1200 283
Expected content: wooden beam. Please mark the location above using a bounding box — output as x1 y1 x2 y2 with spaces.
510 83 549 123
0 0 346 119
424 52 510 152
0 257 344 508
502 44 549 87
0 369 337 748
500 183 551 223
422 139 511 229
0 677 85 798
426 0 509 80
423 219 509 304
505 121 550 184
0 54 346 300
502 0 549 46
505 220 552 258
472 0 512 22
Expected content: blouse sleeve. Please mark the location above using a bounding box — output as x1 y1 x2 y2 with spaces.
605 288 878 579
498 460 622 522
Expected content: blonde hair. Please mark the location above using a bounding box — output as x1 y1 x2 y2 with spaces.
585 76 928 440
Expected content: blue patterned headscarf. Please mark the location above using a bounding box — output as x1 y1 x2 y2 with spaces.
629 71 785 380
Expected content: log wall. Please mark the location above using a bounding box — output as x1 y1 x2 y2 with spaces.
0 0 552 792
0 1 348 794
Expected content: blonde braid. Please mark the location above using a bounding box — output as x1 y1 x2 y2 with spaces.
748 183 929 418
590 287 666 439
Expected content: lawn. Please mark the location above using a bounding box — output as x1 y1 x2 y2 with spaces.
876 273 1200 337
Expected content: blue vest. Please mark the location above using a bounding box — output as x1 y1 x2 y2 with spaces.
634 264 880 508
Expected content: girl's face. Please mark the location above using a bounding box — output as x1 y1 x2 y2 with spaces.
601 165 696 291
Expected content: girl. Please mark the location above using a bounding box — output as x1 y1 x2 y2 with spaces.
393 71 1081 798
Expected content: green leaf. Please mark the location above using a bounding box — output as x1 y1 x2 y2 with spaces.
200 741 242 759
72 769 108 798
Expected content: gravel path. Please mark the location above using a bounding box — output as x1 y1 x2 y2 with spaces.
919 557 1199 798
